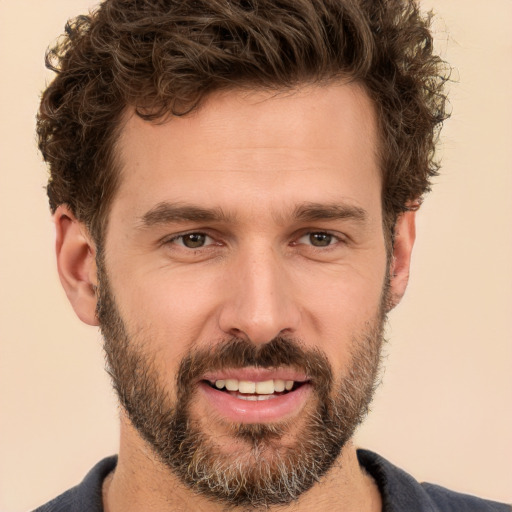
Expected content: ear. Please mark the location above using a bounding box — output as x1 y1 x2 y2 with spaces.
387 209 416 311
55 205 99 326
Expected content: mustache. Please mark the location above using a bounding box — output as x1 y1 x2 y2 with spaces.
176 336 334 398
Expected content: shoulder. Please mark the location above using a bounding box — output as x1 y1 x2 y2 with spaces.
31 456 118 512
357 449 510 512
421 483 511 512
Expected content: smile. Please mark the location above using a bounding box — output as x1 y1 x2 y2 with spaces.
199 370 312 423
205 378 303 401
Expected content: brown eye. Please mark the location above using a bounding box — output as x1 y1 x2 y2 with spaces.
181 233 207 248
308 232 333 247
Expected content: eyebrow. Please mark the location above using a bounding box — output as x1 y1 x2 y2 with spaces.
138 200 368 228
138 202 235 227
291 202 368 224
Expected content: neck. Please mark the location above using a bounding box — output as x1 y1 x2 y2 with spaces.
103 418 381 512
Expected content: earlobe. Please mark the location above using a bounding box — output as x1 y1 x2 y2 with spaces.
387 209 416 311
55 205 99 326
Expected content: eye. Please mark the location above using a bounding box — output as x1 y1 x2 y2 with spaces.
170 232 213 249
298 232 337 247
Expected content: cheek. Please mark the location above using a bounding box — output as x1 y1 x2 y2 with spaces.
299 257 387 318
114 266 223 350
295 261 387 368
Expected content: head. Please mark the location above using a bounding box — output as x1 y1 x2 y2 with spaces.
39 0 449 508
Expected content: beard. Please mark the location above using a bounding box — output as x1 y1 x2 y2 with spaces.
96 256 387 509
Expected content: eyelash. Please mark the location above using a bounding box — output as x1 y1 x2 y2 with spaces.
295 232 343 249
164 232 217 249
163 231 345 250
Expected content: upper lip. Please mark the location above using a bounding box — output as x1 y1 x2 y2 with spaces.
201 366 309 384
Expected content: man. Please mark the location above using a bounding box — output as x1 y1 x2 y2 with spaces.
32 0 509 511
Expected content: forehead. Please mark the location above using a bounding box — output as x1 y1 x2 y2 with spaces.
112 83 381 226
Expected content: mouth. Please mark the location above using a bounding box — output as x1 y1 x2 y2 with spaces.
204 378 305 401
198 369 312 423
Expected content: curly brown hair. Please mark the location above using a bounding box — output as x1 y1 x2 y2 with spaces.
37 0 449 245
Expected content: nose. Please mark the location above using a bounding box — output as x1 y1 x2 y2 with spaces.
218 244 301 344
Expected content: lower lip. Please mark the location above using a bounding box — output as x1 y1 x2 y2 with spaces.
199 382 312 423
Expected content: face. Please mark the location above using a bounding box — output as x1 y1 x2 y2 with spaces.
66 83 413 507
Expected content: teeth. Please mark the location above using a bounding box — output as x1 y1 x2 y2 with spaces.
238 381 256 393
225 379 238 391
213 378 297 394
255 380 274 394
238 394 278 401
274 379 286 392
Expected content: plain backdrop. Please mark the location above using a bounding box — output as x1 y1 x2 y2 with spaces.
0 1 511 510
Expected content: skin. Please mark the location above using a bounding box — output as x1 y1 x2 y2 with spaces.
55 82 416 512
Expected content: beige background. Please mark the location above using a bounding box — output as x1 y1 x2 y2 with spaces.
0 1 511 510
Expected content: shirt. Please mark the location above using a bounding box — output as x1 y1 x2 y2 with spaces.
33 450 511 511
